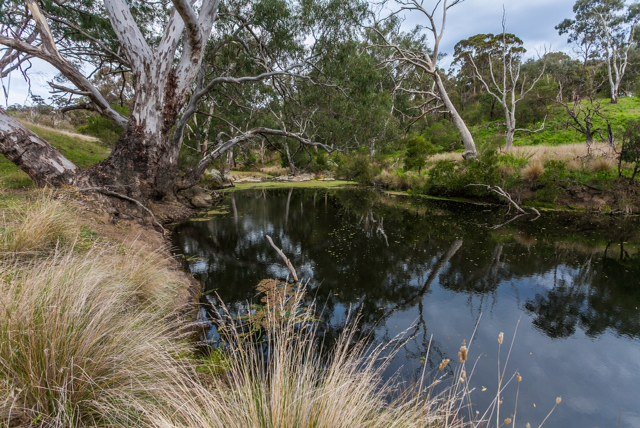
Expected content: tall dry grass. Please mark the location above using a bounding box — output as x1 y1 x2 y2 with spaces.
0 251 471 427
0 250 220 427
429 143 616 165
0 192 78 254
206 289 470 428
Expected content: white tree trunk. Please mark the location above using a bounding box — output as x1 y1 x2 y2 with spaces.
505 110 516 151
0 110 77 186
434 74 477 159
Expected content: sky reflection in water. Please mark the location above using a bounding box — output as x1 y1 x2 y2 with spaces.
173 189 640 428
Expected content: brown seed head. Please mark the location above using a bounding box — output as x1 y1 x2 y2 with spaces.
438 358 451 372
458 345 468 363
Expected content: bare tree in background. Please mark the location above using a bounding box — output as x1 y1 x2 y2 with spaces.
374 0 478 159
464 16 546 151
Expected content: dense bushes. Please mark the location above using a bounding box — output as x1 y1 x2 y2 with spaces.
422 149 502 196
621 120 640 181
335 152 380 183
403 135 437 171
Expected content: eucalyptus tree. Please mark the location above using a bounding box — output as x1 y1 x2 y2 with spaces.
455 29 545 151
0 0 328 205
373 0 477 159
557 0 640 104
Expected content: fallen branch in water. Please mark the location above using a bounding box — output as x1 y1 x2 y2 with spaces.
467 184 541 223
265 235 299 283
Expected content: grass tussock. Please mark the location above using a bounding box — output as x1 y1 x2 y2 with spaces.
521 160 545 181
0 192 78 254
0 252 470 427
0 250 213 427
586 156 616 173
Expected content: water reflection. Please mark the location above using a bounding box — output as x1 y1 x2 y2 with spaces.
173 189 640 427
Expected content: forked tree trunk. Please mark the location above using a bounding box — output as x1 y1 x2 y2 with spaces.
0 110 77 186
83 68 187 200
434 74 477 159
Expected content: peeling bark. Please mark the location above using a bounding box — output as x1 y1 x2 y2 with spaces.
0 110 77 186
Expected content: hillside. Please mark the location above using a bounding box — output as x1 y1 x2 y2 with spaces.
0 119 111 189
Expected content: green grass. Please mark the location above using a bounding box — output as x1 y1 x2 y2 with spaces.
0 122 111 189
514 97 640 147
220 180 358 192
465 97 640 148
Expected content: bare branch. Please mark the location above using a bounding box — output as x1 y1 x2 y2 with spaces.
265 235 299 283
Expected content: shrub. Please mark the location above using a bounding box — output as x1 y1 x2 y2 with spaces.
522 160 545 181
424 148 502 196
335 152 379 184
77 115 123 146
620 120 640 180
541 160 569 184
373 169 409 190
423 121 461 152
403 135 436 172
425 160 464 194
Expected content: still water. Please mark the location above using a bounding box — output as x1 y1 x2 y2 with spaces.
172 188 640 427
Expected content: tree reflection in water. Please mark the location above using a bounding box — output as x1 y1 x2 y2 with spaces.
173 188 640 427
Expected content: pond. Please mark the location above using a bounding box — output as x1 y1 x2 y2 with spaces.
172 188 640 428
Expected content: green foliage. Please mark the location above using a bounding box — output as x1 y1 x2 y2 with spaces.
197 349 230 377
422 121 461 151
335 152 379 183
424 148 502 196
621 120 640 180
403 135 436 171
77 108 127 146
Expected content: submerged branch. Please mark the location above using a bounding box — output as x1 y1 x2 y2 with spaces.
265 235 299 283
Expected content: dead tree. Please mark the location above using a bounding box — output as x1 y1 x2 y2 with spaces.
466 15 546 151
374 0 478 159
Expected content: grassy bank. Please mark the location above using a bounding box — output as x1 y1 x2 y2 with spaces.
220 179 358 192
345 143 639 214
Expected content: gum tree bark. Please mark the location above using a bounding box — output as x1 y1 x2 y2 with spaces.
0 111 77 186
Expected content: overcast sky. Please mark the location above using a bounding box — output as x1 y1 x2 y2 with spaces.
1 0 576 107
403 0 575 63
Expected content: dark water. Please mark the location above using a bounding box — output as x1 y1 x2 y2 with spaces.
172 188 640 428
